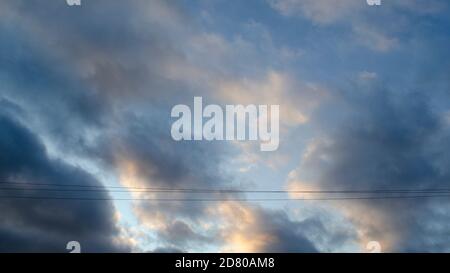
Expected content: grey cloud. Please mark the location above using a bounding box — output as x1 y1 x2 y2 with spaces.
218 205 319 253
0 0 237 252
258 210 318 253
156 220 212 249
149 246 184 253
0 112 130 252
6 0 442 253
300 81 450 251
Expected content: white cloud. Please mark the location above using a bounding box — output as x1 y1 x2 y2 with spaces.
353 24 398 52
358 71 378 81
268 0 362 24
268 0 401 53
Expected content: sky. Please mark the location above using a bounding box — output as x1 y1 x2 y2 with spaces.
0 0 450 253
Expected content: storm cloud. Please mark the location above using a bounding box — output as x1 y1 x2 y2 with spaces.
0 0 449 253
0 111 129 252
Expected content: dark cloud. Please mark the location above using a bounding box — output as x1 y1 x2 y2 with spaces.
0 0 237 252
302 82 450 251
1 0 448 253
258 209 318 253
156 220 212 249
213 202 319 253
0 113 129 252
149 246 184 253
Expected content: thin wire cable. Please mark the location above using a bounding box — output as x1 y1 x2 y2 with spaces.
0 194 449 201
1 187 450 194
1 181 450 194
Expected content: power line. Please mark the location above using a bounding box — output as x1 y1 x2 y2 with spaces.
1 180 450 202
1 181 450 194
0 194 449 202
2 187 450 194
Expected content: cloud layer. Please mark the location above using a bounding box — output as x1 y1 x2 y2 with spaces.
0 0 449 252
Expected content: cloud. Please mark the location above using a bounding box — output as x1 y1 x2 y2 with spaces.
268 0 448 24
268 0 363 25
211 202 318 252
0 0 248 252
358 71 378 81
0 112 130 252
218 71 328 127
289 81 450 251
102 111 234 251
393 0 448 15
1 0 449 253
156 220 212 248
353 24 399 52
267 0 443 53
